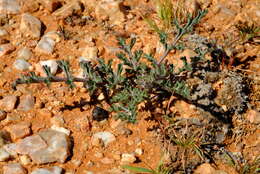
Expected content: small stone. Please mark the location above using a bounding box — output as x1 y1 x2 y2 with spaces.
0 0 21 14
0 28 8 36
84 171 94 174
135 148 143 156
5 122 31 140
0 95 17 111
194 163 216 174
20 13 42 38
3 163 27 174
100 157 115 164
116 127 132 136
0 110 7 121
17 47 32 60
246 109 260 124
19 155 31 165
51 125 70 136
53 1 82 19
0 148 10 161
35 36 55 54
17 94 35 111
121 153 136 164
112 151 121 160
13 59 31 71
91 131 116 147
0 43 15 57
92 106 109 121
38 60 58 75
31 166 63 174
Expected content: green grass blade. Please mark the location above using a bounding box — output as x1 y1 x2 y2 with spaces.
122 165 154 173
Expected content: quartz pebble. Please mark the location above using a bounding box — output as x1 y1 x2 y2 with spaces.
17 47 32 60
13 59 31 71
121 153 136 164
91 131 116 147
5 122 31 140
20 13 42 38
31 166 63 174
0 148 10 161
0 95 17 111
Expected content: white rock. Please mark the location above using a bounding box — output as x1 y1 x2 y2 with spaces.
0 28 8 36
0 148 10 161
0 0 21 14
20 13 42 38
51 125 70 136
19 155 31 165
36 36 55 54
31 166 63 174
81 46 98 60
135 148 143 156
92 131 116 147
39 60 58 75
121 153 136 164
13 59 31 71
17 47 32 60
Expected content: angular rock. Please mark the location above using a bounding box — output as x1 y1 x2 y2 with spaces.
121 153 136 164
35 36 55 54
17 94 35 111
95 0 125 25
20 13 42 38
91 131 116 147
51 125 70 136
0 43 15 57
3 163 27 174
41 0 61 13
38 60 58 75
0 147 10 161
13 59 31 71
3 143 18 156
19 155 31 165
246 109 260 124
53 1 82 19
81 46 98 61
29 129 71 164
17 47 32 60
0 28 8 36
92 106 109 121
0 0 21 14
16 135 47 155
6 122 31 140
0 95 17 111
31 166 62 174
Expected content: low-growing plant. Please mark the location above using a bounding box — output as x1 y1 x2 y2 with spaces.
13 10 207 123
235 21 260 43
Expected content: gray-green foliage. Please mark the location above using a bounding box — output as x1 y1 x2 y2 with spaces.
13 10 207 123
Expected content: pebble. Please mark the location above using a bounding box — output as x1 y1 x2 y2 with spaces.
116 127 132 136
135 148 143 156
5 122 31 140
13 59 31 71
51 125 70 136
17 94 35 111
246 109 260 124
120 153 136 164
0 110 7 121
0 0 21 14
0 43 15 57
0 148 10 161
81 46 98 61
92 106 109 121
91 131 116 147
19 155 31 165
17 47 32 60
0 28 8 36
36 36 56 54
3 163 27 174
20 13 42 38
0 95 17 111
38 60 58 75
31 166 63 174
53 1 82 19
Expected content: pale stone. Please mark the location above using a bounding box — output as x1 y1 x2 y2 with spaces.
36 36 55 54
3 143 18 156
13 59 31 71
17 94 35 111
17 47 32 60
0 0 20 14
20 13 42 38
135 148 143 156
81 46 98 60
0 28 8 36
31 166 62 174
51 125 70 136
0 43 15 57
53 1 82 19
3 163 27 174
91 131 116 147
121 153 136 164
246 109 260 124
39 60 58 75
0 147 10 161
0 95 17 111
95 0 125 25
100 157 115 164
19 155 31 165
5 122 31 140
